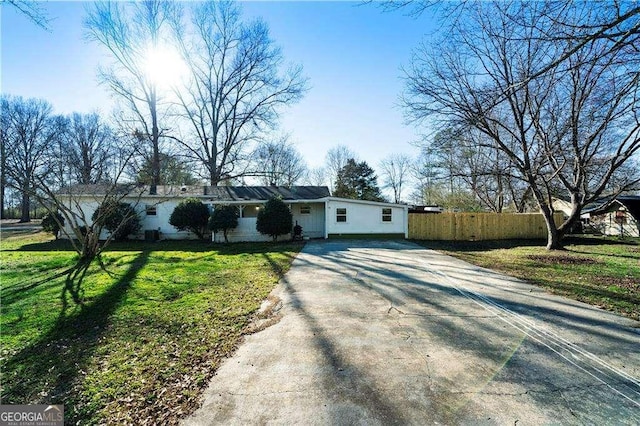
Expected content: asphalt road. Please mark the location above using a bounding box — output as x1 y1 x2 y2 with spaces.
185 240 640 425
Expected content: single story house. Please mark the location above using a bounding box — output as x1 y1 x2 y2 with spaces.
58 185 409 242
553 195 640 237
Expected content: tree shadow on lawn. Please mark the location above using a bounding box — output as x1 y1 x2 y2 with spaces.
9 238 304 254
4 240 301 298
1 250 150 422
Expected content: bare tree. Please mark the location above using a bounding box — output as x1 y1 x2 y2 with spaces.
59 112 116 185
3 0 51 30
380 1 640 75
1 95 60 222
0 102 9 219
404 1 640 248
28 137 143 306
325 145 358 192
304 166 328 187
253 135 307 186
411 150 440 205
417 127 533 212
379 153 412 203
85 0 179 190
170 0 307 185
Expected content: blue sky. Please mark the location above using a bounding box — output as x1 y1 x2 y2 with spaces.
1 1 433 171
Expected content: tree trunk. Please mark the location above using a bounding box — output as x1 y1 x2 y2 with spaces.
150 88 160 192
540 204 563 249
19 187 30 223
0 148 5 220
0 181 5 220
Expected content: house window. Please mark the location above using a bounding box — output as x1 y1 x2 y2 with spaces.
336 208 347 223
242 205 260 218
382 208 392 222
145 205 157 216
300 205 311 215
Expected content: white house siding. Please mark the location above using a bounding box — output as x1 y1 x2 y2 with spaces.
60 194 408 242
291 202 325 239
61 197 202 241
590 211 640 238
324 198 408 238
216 217 274 242
60 198 107 239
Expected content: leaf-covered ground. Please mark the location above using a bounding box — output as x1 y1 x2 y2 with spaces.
1 230 301 424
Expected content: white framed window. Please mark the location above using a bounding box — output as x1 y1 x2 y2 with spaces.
382 208 392 222
336 208 347 223
242 205 260 218
145 205 157 216
300 205 311 215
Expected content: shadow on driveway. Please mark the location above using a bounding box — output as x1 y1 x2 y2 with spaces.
185 240 640 425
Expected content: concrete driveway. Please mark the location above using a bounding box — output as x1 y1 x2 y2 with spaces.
185 240 640 425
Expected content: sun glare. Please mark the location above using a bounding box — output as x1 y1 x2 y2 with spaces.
142 44 187 89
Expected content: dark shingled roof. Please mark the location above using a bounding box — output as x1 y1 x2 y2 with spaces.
206 186 330 201
583 195 640 220
58 184 330 201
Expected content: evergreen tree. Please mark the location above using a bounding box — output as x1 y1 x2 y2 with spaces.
169 198 210 240
92 201 141 241
334 159 385 202
41 211 64 239
256 197 293 241
209 205 239 243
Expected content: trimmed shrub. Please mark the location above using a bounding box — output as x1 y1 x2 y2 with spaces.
92 201 141 241
42 212 64 239
209 205 239 243
256 197 293 241
169 198 210 240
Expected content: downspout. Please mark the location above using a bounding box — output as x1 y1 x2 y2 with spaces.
324 199 329 239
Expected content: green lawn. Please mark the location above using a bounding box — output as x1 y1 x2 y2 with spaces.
416 236 640 321
0 230 302 424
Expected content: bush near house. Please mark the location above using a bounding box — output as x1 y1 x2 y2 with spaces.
41 211 64 239
209 205 239 243
169 198 210 240
92 201 141 241
256 197 293 241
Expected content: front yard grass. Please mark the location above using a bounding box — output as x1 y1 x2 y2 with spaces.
416 236 639 321
0 230 302 424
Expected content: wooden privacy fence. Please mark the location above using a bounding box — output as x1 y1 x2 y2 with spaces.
408 212 564 241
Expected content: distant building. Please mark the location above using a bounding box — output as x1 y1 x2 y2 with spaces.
409 205 444 214
553 195 640 237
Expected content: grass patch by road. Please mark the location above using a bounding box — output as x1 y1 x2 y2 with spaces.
415 236 640 321
0 230 302 424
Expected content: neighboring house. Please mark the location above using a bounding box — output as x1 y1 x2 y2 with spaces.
58 185 409 242
553 195 640 237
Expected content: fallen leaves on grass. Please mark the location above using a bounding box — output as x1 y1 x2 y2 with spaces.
526 254 600 265
594 276 640 292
